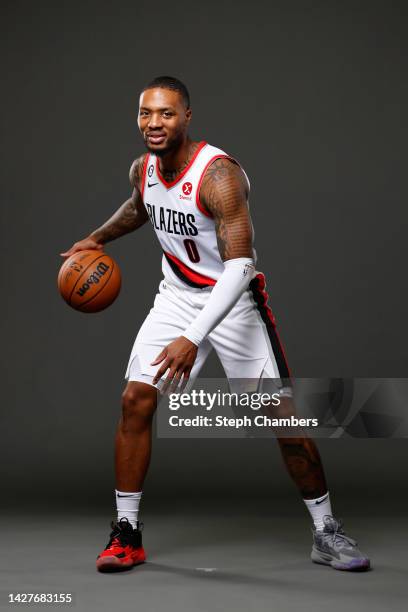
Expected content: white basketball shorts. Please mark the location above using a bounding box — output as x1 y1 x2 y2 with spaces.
125 273 292 395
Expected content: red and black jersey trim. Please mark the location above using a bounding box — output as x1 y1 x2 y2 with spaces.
163 251 217 289
249 273 291 379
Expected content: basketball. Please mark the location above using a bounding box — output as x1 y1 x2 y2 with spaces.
58 250 121 313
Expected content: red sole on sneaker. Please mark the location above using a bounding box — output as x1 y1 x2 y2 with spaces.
96 549 146 573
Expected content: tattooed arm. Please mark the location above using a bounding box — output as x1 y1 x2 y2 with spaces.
90 155 149 244
61 155 149 257
199 157 254 260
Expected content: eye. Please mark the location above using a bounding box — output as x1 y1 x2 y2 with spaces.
163 111 173 118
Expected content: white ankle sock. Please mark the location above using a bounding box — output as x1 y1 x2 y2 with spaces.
115 489 142 529
303 491 333 531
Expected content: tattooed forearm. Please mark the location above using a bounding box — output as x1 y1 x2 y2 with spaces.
91 194 148 244
90 155 149 245
200 158 254 261
277 437 328 499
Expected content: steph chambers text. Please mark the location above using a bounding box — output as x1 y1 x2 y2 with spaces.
168 415 318 428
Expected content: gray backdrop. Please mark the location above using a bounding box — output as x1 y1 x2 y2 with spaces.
1 0 407 513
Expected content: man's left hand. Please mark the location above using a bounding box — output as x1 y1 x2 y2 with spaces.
151 336 198 393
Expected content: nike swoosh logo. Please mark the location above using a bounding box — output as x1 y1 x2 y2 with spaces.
315 495 329 505
147 181 159 187
117 493 135 497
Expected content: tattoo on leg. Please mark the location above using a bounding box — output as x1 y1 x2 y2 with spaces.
277 437 327 499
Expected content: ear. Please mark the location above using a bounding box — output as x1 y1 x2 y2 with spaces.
185 108 192 125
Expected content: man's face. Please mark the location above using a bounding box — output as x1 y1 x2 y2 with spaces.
138 88 192 156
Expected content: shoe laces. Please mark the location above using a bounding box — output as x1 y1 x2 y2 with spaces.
105 518 134 550
322 515 357 548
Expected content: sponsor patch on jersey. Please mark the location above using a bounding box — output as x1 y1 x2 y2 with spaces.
180 181 193 201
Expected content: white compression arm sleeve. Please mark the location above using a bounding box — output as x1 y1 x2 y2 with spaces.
183 257 256 346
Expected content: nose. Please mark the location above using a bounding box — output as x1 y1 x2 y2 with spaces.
147 112 163 129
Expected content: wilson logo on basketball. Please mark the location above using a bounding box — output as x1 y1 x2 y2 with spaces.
76 262 110 297
180 181 193 201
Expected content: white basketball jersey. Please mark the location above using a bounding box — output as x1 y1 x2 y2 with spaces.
140 141 255 289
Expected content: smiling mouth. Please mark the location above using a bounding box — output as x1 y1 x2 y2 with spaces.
147 133 166 144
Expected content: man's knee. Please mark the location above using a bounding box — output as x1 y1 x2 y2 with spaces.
121 382 157 428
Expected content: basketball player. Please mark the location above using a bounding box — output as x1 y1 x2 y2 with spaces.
61 77 370 572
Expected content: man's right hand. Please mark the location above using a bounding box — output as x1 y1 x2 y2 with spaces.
60 236 103 258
